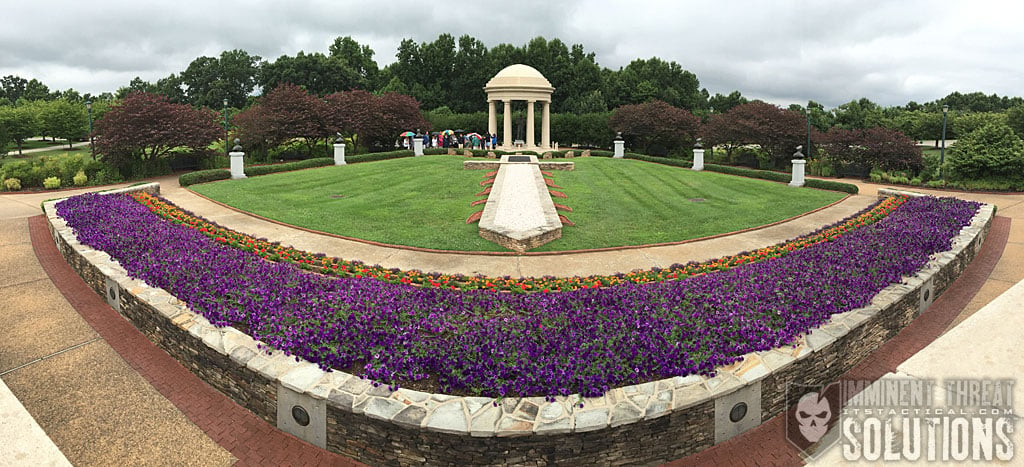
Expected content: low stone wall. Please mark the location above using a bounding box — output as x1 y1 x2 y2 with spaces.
45 184 994 466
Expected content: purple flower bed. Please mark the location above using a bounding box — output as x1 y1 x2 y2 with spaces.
57 193 980 398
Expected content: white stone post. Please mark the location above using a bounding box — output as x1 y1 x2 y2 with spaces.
613 133 624 159
333 142 346 165
541 101 551 149
692 140 705 171
229 139 246 179
790 159 807 187
413 136 424 156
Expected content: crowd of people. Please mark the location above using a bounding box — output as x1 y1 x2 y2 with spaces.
401 132 500 150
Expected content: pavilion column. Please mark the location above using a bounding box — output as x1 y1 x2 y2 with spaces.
502 99 512 150
488 100 497 139
541 101 550 149
526 100 535 148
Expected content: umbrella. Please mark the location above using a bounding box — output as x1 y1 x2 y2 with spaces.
454 129 465 133
441 129 455 136
464 132 482 140
398 131 416 137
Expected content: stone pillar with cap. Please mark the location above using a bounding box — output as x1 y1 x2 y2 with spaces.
229 139 246 179
613 132 625 159
790 145 806 187
413 132 424 156
333 133 346 165
692 139 705 171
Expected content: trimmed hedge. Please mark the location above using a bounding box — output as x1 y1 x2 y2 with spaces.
805 178 859 194
347 150 415 163
244 157 334 177
179 169 231 186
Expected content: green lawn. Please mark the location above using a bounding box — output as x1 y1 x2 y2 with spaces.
0 148 91 169
191 156 846 252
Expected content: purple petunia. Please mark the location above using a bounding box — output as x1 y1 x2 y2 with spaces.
57 193 980 398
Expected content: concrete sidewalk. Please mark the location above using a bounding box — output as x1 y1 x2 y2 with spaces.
1 173 1021 465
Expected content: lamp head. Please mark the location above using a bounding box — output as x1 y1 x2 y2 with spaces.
942 104 949 113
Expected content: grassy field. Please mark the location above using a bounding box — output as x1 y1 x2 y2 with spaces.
191 156 846 252
0 148 91 168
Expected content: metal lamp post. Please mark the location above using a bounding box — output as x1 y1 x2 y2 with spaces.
86 100 94 159
940 104 949 180
223 98 229 157
805 106 812 159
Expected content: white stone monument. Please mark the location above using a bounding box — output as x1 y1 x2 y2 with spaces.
333 135 347 166
413 135 424 156
692 139 705 171
613 133 624 159
229 139 246 179
790 146 806 187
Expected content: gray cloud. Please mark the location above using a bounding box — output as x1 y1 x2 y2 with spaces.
2 0 1021 108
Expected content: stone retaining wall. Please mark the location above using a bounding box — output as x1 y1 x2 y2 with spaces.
45 183 994 466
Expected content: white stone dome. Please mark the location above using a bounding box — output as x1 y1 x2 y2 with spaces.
485 64 553 90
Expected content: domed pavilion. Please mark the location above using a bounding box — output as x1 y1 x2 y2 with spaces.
484 64 555 151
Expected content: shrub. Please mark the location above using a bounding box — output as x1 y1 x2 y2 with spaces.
3 178 21 191
910 178 922 186
92 167 124 185
346 150 414 164
946 122 1024 184
805 178 859 194
244 157 334 176
73 170 88 186
869 173 882 183
43 176 61 189
179 169 231 186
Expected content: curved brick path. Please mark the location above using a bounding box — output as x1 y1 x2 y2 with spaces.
2 173 1021 466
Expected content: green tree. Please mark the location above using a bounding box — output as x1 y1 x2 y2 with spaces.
1 75 28 105
946 122 1024 182
1007 105 1024 137
952 112 1008 137
606 58 704 111
22 79 51 101
834 98 885 129
180 49 260 108
258 51 359 97
0 105 38 154
708 91 747 114
328 36 379 90
40 99 88 149
116 77 156 99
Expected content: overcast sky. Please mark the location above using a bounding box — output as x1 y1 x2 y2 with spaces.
2 0 1021 108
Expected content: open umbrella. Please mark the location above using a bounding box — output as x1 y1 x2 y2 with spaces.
454 129 465 133
441 129 455 136
398 131 416 137
464 132 482 140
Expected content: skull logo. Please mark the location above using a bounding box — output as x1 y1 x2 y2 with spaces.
795 391 832 442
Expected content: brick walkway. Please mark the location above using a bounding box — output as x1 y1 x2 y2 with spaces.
29 216 364 467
